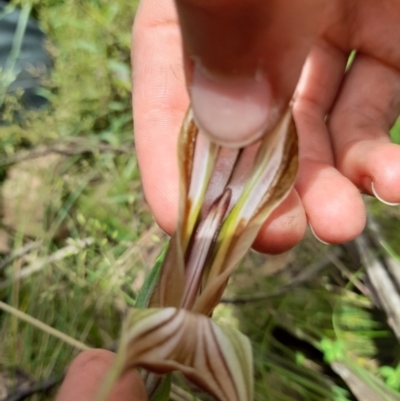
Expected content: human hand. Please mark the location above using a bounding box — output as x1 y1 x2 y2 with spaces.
56 350 148 401
132 0 400 253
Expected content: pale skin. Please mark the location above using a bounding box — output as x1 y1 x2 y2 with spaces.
56 349 148 401
134 0 400 253
57 0 400 399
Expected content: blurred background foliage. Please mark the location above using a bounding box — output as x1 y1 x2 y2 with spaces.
0 1 400 400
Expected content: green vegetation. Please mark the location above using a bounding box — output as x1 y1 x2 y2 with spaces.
1 1 400 400
0 0 154 397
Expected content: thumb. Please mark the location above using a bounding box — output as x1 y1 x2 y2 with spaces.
175 0 326 146
56 350 148 401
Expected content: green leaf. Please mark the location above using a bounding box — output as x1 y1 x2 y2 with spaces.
320 339 345 363
381 366 396 378
151 374 172 401
135 245 167 308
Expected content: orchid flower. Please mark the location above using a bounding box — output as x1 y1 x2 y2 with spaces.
97 107 298 401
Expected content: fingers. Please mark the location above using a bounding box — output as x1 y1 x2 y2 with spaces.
175 0 326 146
56 350 148 401
292 0 400 244
133 0 325 246
293 40 366 243
329 54 400 205
133 0 187 234
321 0 400 71
253 189 307 254
296 160 366 244
134 0 400 253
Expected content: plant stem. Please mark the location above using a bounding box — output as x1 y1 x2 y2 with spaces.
0 300 91 351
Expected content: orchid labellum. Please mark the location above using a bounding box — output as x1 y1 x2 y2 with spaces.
97 107 298 401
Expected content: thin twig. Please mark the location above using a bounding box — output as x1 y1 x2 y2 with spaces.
0 238 94 291
356 232 400 341
5 376 63 401
325 251 370 296
0 144 132 167
332 360 400 401
0 301 91 351
366 216 400 291
0 241 42 273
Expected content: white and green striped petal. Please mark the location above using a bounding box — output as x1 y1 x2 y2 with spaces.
128 106 299 401
193 109 298 315
150 107 297 314
118 308 253 401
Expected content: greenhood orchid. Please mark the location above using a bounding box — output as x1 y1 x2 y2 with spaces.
97 106 298 401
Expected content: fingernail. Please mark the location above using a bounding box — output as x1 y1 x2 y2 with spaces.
309 224 330 245
371 182 400 206
190 63 271 147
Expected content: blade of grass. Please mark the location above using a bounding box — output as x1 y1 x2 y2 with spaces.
135 245 167 308
0 300 91 351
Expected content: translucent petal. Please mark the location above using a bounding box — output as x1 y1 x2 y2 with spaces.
120 308 253 401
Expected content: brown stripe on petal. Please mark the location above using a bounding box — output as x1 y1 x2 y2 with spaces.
179 108 198 192
181 189 232 310
194 109 298 316
121 310 253 401
202 320 235 401
130 321 182 363
128 309 180 347
177 109 198 260
207 318 239 401
180 318 231 401
149 234 185 308
154 111 199 311
225 141 261 216
201 147 240 216
163 313 195 365
182 133 220 252
252 115 298 221
130 309 183 350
